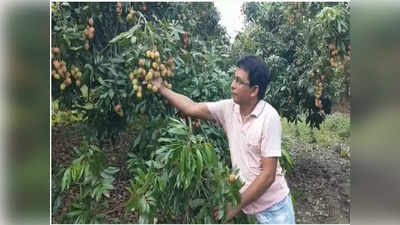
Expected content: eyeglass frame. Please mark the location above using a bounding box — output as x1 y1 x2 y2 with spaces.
231 75 251 87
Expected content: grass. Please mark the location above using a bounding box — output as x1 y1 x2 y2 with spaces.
282 112 350 151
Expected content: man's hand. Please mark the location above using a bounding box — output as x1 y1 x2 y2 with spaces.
149 76 213 120
225 202 241 222
151 76 163 89
213 202 241 222
213 205 220 222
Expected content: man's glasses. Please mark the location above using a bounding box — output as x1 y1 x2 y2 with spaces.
232 76 250 86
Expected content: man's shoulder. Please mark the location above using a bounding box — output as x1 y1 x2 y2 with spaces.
219 98 234 104
208 99 234 107
206 99 234 114
206 99 234 124
260 100 280 119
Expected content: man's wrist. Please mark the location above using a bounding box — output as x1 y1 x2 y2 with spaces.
234 206 242 215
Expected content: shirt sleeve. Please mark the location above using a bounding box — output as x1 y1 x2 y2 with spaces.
261 109 282 157
205 99 232 128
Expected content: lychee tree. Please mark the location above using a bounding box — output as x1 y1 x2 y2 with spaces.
51 2 184 144
51 2 231 143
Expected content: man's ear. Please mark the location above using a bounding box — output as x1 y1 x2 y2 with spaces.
251 85 259 98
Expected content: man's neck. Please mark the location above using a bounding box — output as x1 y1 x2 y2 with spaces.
239 99 259 119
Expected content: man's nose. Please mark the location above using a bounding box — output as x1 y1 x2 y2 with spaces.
230 80 236 89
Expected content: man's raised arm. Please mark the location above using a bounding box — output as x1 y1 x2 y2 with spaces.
152 77 214 121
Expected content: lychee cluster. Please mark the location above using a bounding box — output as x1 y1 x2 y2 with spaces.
314 79 323 109
126 8 136 23
128 48 174 99
116 2 122 16
51 47 83 90
83 17 95 51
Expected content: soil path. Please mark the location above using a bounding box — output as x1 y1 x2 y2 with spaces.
286 143 351 223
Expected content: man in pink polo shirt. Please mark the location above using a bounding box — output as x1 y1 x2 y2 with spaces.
151 56 295 224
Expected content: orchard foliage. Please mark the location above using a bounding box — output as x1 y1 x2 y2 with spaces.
233 2 350 127
125 118 254 223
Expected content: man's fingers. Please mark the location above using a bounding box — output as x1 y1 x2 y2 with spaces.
213 206 219 221
213 209 218 219
150 76 162 87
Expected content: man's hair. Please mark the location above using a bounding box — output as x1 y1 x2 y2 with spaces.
236 56 271 100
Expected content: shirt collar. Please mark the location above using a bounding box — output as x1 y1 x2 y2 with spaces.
233 100 265 118
251 100 266 117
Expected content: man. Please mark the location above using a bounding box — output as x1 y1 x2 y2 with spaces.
151 56 295 224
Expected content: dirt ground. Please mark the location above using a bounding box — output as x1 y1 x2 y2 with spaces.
286 141 351 224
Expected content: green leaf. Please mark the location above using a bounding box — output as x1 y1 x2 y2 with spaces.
138 216 148 224
180 151 185 177
62 34 71 46
138 196 148 213
158 137 174 143
103 183 114 190
61 168 71 191
169 127 186 136
204 143 217 166
52 195 62 215
96 187 103 201
82 103 93 110
78 164 85 180
110 58 125 64
68 210 83 217
103 190 110 198
131 36 137 44
217 206 224 220
105 167 120 174
108 89 114 99
98 77 105 85
133 134 142 148
195 149 203 174
128 24 140 34
64 8 71 18
192 89 200 98
189 198 205 209
100 171 113 179
80 85 88 99
152 161 164 169
91 184 100 198
109 31 130 43
70 46 82 51
145 60 151 69
84 64 94 78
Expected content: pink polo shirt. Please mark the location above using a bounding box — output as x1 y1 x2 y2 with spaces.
206 99 290 214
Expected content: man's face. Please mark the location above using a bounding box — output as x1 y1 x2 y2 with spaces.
231 68 257 104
